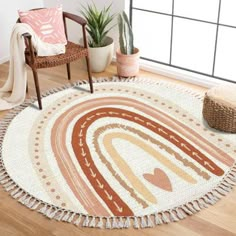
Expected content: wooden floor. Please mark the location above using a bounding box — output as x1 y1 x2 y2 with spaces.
0 61 235 236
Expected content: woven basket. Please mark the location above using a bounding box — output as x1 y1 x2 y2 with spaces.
203 94 236 133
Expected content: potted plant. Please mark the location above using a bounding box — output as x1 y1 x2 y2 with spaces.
81 3 115 73
116 11 140 77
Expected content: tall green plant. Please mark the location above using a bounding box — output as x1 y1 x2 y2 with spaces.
81 3 115 48
118 11 134 55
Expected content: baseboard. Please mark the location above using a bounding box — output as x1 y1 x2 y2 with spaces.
112 57 231 88
139 60 231 88
0 56 9 64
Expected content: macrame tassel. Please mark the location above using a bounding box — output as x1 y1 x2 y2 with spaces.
0 177 10 184
23 196 32 206
44 205 53 216
140 216 147 228
220 185 232 192
181 205 193 215
175 208 186 220
112 217 119 229
147 215 154 227
105 217 111 229
161 212 170 223
18 193 28 205
89 216 96 228
3 180 14 188
203 196 214 205
48 209 58 219
45 206 54 218
12 190 23 199
5 183 16 192
27 198 36 208
169 211 179 222
74 214 82 226
124 217 131 228
82 215 90 227
225 177 236 185
212 190 222 200
133 217 139 229
31 201 41 210
207 192 219 202
222 181 233 188
118 217 124 228
62 211 71 222
192 201 201 211
198 199 208 209
0 174 8 181
67 213 76 223
38 204 48 214
154 213 163 225
186 203 197 213
96 217 103 228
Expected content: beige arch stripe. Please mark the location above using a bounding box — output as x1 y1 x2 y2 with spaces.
94 124 210 180
104 132 197 187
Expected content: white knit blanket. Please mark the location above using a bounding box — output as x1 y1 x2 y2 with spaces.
0 23 65 110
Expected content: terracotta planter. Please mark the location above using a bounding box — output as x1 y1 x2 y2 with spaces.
116 48 140 77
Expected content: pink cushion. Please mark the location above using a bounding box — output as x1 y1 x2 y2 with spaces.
18 6 67 44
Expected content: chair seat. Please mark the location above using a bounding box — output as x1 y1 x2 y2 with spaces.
25 41 88 69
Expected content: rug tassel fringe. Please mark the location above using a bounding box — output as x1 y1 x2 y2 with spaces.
89 216 96 228
124 217 131 228
96 217 103 228
140 216 147 228
82 215 90 227
74 214 82 226
105 217 111 229
133 217 139 229
169 211 179 222
62 211 71 222
111 217 119 229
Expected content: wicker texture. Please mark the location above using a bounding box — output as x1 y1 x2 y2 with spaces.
203 94 236 133
25 41 88 69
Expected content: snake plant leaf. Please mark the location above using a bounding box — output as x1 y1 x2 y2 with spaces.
122 11 134 54
118 14 126 54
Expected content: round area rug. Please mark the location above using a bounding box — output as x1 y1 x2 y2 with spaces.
0 77 236 229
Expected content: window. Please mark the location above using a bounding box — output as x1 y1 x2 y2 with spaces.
130 0 236 83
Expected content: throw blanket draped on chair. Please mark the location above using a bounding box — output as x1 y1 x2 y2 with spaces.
0 23 65 110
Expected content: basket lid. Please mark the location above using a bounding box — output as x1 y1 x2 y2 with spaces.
207 84 236 108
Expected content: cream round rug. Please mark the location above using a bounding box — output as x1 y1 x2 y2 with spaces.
0 77 235 229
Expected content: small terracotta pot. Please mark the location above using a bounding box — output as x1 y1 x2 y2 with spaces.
116 48 140 77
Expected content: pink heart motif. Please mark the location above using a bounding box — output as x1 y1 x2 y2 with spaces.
143 168 173 192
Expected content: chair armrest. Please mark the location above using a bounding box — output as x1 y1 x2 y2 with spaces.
22 32 36 64
63 12 89 49
63 12 87 26
22 32 32 39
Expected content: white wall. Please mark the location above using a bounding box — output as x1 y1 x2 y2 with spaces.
0 0 44 64
44 0 125 52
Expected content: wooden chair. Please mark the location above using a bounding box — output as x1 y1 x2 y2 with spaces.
17 10 93 110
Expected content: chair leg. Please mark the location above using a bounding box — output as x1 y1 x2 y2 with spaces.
85 56 93 93
66 63 71 80
32 69 42 110
26 82 28 93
